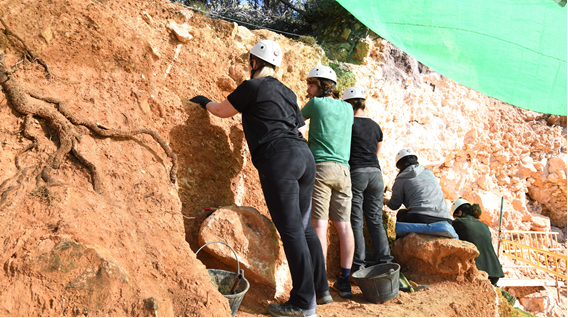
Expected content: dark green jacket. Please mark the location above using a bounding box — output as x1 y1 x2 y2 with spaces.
452 215 504 278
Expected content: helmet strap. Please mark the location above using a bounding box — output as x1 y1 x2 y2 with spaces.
249 55 259 79
250 67 259 79
249 55 275 79
318 79 336 97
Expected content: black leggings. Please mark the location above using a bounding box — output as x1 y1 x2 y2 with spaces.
397 209 453 225
257 142 328 310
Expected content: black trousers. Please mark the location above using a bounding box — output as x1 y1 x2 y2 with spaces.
397 209 453 225
350 168 393 267
257 141 328 310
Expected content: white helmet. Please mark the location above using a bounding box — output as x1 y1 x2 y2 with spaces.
451 198 471 215
342 86 366 101
308 65 337 83
395 147 417 164
250 40 282 67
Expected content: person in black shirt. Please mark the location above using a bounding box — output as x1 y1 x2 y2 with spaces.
190 40 330 317
342 87 393 273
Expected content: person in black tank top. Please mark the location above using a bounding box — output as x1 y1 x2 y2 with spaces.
190 40 329 317
342 87 393 273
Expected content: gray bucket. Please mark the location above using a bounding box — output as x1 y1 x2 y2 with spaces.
196 241 250 317
351 263 400 303
206 268 249 317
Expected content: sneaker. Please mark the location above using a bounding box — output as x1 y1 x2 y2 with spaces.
267 301 317 317
352 264 365 274
333 279 353 299
316 290 333 305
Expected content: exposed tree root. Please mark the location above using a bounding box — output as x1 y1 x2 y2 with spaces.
0 17 51 77
15 114 40 169
0 51 178 199
0 166 39 209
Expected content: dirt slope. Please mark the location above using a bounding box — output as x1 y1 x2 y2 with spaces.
0 0 244 315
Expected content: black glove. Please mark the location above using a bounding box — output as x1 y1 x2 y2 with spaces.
190 95 212 109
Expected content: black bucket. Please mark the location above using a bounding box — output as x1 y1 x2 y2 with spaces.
196 241 250 317
351 263 400 303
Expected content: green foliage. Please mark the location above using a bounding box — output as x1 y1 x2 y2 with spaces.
174 0 312 35
173 0 208 12
383 210 397 249
498 289 535 317
191 1 208 11
298 35 317 46
329 62 356 93
301 0 349 25
171 0 357 38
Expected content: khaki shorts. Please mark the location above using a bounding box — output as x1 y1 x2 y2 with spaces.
311 162 352 222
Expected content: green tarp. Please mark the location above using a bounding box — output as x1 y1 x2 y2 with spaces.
336 0 567 116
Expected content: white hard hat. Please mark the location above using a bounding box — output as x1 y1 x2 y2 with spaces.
451 198 471 215
395 147 417 164
342 86 366 101
250 40 282 67
308 65 337 83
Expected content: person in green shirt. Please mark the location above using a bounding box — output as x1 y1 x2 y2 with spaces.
451 198 505 285
301 65 355 299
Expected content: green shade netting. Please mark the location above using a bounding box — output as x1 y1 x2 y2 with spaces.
336 0 567 116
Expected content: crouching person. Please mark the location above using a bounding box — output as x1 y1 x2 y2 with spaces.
451 199 504 285
383 147 453 225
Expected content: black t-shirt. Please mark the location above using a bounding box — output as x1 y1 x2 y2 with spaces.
349 117 383 170
228 76 305 166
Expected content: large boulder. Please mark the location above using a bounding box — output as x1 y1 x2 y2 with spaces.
0 228 229 317
528 213 551 232
527 155 567 228
198 206 291 298
519 291 556 315
392 233 484 282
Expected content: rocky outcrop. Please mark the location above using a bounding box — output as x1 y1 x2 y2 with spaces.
167 21 194 43
525 155 567 227
198 206 292 298
348 42 566 232
392 233 484 282
506 286 565 317
3 238 150 316
0 208 230 317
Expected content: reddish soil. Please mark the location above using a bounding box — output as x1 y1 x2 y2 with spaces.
0 0 498 316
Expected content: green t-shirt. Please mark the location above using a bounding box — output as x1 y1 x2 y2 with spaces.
301 97 354 167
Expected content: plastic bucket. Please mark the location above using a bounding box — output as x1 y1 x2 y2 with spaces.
206 269 249 317
196 241 250 317
351 263 400 303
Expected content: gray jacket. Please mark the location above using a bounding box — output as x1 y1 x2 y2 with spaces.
387 164 451 220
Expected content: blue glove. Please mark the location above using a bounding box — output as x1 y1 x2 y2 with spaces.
190 95 212 109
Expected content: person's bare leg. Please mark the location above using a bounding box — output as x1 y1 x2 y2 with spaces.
334 221 354 268
312 218 329 265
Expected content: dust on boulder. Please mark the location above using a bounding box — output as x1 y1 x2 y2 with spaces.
392 233 485 282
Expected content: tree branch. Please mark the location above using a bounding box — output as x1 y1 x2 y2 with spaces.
277 0 303 13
